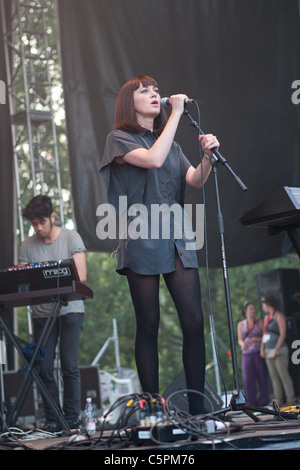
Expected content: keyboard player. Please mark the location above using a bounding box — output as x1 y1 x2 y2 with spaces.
19 195 87 431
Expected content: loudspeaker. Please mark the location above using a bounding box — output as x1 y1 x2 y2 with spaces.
162 370 223 413
3 370 35 419
79 366 101 410
256 268 300 317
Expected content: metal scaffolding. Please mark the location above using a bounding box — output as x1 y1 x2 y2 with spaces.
1 0 65 244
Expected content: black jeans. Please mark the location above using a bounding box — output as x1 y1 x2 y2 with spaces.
33 312 84 423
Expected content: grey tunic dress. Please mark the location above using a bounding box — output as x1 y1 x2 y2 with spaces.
100 129 198 275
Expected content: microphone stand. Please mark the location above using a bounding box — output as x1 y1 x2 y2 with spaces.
184 107 292 422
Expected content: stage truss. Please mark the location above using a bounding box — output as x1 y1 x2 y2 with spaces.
1 0 64 243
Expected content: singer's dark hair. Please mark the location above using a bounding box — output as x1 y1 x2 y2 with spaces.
115 75 167 134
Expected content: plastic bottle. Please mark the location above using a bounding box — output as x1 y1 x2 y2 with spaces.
85 397 96 435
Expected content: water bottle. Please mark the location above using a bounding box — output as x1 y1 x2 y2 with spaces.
85 397 96 435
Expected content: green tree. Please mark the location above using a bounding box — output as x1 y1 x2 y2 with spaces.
78 251 299 395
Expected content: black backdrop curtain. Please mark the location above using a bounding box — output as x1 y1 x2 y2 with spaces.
56 0 300 267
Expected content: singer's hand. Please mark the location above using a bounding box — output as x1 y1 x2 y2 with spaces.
169 94 189 115
200 133 220 157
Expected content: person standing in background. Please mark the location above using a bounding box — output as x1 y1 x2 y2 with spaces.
237 301 269 406
260 295 296 406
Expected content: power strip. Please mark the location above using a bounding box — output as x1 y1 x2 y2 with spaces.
131 419 242 445
131 424 191 446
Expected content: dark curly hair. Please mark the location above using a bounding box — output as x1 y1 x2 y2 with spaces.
22 195 53 221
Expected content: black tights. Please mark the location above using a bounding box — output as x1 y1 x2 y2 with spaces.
125 253 206 414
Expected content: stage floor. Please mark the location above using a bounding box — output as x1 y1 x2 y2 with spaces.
1 410 300 451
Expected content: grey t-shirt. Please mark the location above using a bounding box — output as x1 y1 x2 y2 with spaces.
19 227 86 317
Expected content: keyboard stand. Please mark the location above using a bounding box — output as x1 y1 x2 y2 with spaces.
0 301 71 432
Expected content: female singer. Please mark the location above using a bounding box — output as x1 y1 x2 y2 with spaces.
100 75 219 414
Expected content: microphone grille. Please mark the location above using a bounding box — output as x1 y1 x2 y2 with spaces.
160 97 171 106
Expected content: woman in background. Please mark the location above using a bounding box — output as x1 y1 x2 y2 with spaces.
260 295 295 406
238 301 269 406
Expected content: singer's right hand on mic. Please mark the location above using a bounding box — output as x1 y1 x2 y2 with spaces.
169 94 189 116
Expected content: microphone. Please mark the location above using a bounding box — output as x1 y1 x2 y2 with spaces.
160 97 194 106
